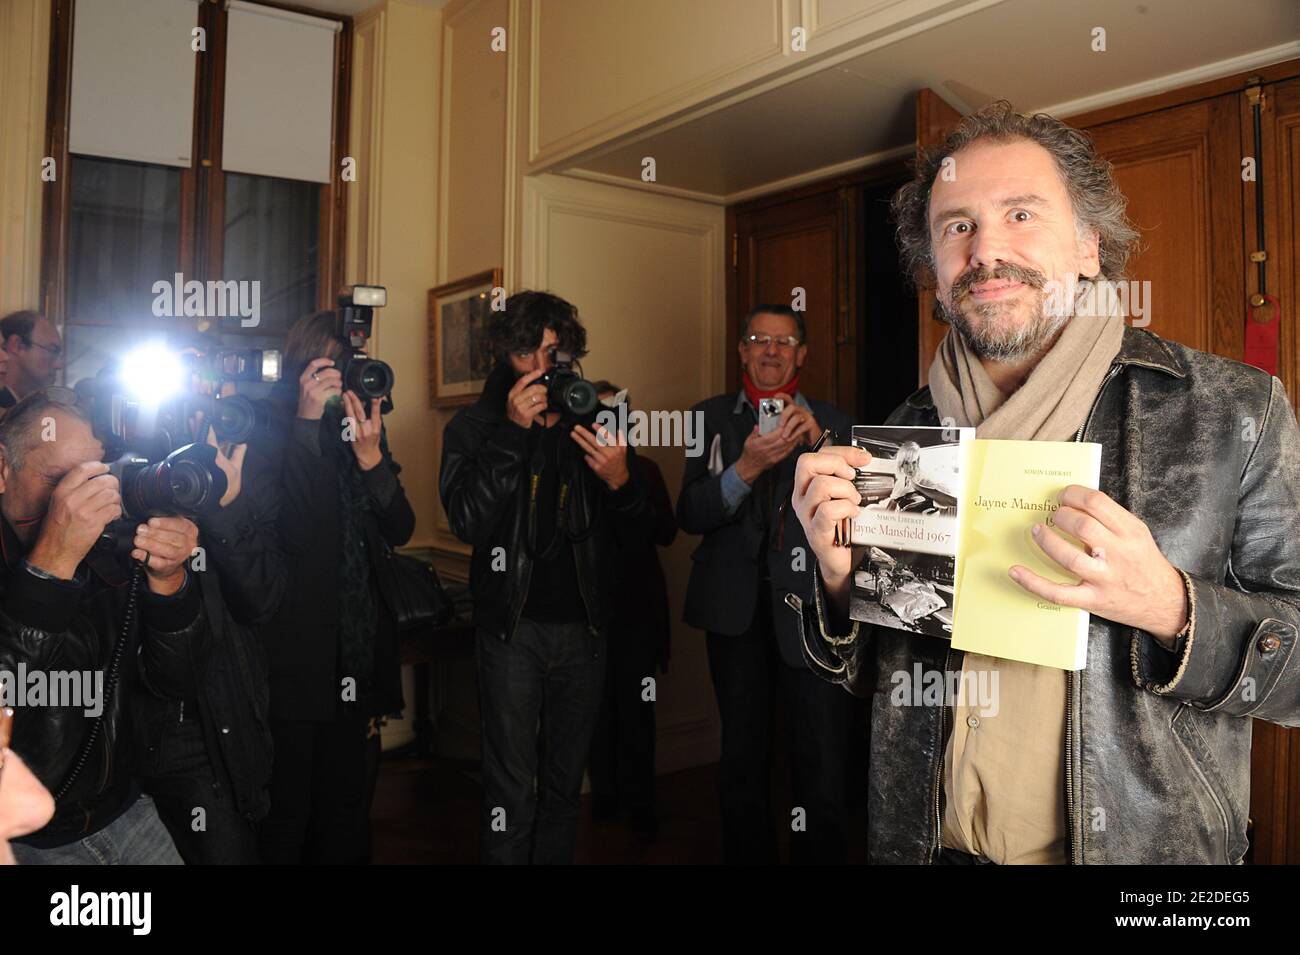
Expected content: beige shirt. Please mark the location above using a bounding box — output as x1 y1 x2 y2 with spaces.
940 652 1068 864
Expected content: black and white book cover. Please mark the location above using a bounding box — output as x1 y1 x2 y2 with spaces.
847 425 974 637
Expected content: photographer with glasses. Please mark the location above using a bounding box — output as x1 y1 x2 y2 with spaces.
0 311 63 408
677 304 857 865
440 290 655 865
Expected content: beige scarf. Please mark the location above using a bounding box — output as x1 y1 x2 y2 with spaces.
928 281 1126 864
927 283 1126 440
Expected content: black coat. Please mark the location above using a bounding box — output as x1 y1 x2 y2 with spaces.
256 391 415 722
439 362 657 642
0 520 207 847
134 440 284 821
613 455 677 670
677 390 853 667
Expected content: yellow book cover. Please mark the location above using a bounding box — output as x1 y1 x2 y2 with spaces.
952 438 1103 671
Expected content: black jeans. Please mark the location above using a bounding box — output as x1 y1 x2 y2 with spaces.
141 700 259 865
476 617 604 864
258 711 370 864
706 587 855 865
588 619 657 817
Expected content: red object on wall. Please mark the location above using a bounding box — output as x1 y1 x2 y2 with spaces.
1245 295 1281 377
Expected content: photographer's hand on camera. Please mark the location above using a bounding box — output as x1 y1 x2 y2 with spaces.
132 517 199 596
297 357 342 420
791 445 871 619
734 426 797 485
26 462 122 580
342 390 384 471
777 398 822 447
506 368 548 429
571 422 630 491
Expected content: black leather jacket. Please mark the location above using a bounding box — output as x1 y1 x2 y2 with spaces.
794 328 1300 864
0 521 207 847
440 362 655 641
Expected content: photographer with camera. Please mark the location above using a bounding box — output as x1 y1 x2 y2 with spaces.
126 357 285 865
440 290 655 865
256 307 414 865
0 393 208 863
678 304 857 865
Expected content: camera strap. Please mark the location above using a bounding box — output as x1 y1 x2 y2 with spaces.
524 429 570 562
53 561 143 802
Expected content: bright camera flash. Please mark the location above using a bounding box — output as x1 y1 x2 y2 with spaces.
121 344 185 403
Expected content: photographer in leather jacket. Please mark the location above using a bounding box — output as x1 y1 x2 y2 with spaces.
440 290 654 864
0 392 208 864
791 102 1300 864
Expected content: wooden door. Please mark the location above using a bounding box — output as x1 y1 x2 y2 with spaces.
1082 95 1245 359
731 188 860 411
1240 74 1300 866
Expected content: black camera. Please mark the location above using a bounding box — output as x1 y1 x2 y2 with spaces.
110 443 228 523
93 444 227 560
538 350 598 420
336 285 394 404
76 357 232 558
191 392 268 445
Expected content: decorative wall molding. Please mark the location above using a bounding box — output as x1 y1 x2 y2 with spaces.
527 0 789 169
0 0 51 314
1050 40 1300 123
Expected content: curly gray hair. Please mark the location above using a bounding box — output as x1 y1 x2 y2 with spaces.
891 100 1139 288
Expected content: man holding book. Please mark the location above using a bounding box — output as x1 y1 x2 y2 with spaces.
791 101 1300 864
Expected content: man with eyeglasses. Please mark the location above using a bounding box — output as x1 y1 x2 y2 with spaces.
677 304 858 864
0 311 64 408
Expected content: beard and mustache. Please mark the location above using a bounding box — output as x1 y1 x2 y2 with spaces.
934 262 1077 362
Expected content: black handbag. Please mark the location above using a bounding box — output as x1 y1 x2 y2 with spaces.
373 542 454 632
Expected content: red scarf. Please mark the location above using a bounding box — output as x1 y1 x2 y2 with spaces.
742 370 800 410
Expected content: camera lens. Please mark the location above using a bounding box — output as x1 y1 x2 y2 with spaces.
112 444 226 521
167 459 213 513
210 394 258 444
561 378 598 416
345 356 394 400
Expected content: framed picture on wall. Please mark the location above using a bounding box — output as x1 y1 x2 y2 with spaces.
428 268 501 407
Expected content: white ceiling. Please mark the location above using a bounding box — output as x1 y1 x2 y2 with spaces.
570 0 1300 202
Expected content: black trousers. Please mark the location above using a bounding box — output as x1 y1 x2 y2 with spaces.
258 711 371 864
706 586 855 865
476 618 605 864
142 702 260 865
588 619 658 817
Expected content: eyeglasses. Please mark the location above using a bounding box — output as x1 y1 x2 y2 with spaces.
744 333 801 349
26 340 62 358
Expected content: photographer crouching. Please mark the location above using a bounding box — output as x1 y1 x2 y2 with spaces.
0 393 208 863
440 291 655 864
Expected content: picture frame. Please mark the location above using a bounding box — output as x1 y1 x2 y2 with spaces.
427 268 501 407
